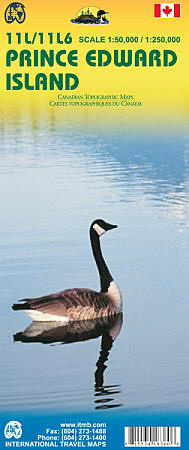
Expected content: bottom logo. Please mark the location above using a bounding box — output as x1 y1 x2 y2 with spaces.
4 421 22 439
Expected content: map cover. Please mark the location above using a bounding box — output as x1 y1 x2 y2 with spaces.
0 0 188 449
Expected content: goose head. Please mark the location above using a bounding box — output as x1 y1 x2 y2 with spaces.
91 219 117 237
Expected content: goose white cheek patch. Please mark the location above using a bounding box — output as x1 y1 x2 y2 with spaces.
93 224 106 236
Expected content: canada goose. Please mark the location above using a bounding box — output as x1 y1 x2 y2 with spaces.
12 219 122 322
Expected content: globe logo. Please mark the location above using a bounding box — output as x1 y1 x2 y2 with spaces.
5 3 25 24
4 421 22 439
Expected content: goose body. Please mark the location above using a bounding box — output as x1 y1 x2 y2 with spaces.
12 219 122 322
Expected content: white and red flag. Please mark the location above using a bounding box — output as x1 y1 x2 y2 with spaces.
154 3 181 17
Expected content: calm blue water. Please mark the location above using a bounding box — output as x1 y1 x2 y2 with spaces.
0 116 189 413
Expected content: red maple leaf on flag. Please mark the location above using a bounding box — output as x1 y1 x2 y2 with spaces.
162 5 172 16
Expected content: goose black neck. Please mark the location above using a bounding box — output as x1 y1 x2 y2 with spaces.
90 228 113 293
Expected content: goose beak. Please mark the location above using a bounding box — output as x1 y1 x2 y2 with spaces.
106 223 118 230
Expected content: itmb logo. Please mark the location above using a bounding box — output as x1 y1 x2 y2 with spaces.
5 3 26 23
4 421 22 439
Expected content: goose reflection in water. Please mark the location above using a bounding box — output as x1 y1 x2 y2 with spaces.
14 313 123 410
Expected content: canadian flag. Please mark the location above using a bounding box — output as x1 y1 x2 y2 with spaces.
154 3 181 17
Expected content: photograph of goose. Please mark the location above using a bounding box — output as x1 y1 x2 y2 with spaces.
0 117 189 417
12 220 122 322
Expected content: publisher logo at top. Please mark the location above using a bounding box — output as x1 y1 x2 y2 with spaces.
5 3 26 23
4 421 22 439
154 3 181 17
71 6 110 24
